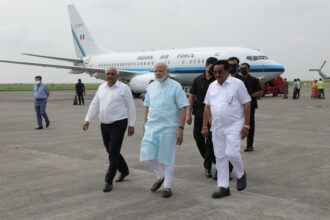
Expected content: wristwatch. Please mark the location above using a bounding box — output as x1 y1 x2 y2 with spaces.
244 125 250 129
179 126 184 130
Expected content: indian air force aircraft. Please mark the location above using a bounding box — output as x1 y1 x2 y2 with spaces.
0 5 285 96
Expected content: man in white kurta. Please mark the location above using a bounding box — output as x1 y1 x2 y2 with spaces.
140 63 189 198
202 60 251 199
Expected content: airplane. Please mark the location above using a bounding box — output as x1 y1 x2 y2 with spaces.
0 5 285 97
309 60 330 80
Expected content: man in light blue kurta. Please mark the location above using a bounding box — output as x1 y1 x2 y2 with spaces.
140 63 189 198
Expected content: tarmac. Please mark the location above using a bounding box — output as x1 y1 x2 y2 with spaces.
0 87 329 220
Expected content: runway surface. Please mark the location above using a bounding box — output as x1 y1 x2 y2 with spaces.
0 87 329 220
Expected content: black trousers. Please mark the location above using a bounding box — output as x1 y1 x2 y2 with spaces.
247 107 256 148
193 115 215 170
77 92 84 105
100 119 128 184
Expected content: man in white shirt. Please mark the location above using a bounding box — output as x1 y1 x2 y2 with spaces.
83 67 136 193
202 60 251 199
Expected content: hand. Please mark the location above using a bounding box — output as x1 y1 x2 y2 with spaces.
176 129 183 145
186 115 192 125
240 127 249 139
127 126 134 136
201 127 208 139
82 121 89 131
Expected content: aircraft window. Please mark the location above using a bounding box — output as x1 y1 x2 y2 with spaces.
247 56 252 61
202 59 205 64
182 60 185 64
194 60 196 64
198 60 200 63
190 60 192 64
148 62 150 65
151 62 154 65
253 56 258 61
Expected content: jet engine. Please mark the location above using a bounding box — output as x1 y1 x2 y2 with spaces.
129 73 155 94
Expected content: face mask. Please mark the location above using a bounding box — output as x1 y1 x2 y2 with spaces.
36 80 41 84
208 65 215 75
240 68 248 75
228 64 238 74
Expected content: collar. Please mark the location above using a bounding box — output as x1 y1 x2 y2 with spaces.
217 75 232 86
106 80 120 88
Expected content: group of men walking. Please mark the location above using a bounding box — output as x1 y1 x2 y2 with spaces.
80 57 262 199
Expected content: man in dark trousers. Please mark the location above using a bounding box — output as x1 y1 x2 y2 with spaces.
75 79 85 105
187 57 217 179
240 63 263 152
33 75 50 130
83 67 136 193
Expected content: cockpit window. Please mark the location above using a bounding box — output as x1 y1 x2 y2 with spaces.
253 56 259 61
246 56 252 61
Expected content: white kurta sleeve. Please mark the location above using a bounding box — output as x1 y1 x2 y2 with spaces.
237 81 251 105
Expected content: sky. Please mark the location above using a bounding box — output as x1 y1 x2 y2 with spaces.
0 0 329 83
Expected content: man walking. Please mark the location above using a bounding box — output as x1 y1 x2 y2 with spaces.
240 63 263 152
187 57 217 179
83 67 136 193
33 75 50 130
140 63 189 198
202 60 251 199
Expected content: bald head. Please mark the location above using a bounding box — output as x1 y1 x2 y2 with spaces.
105 67 118 75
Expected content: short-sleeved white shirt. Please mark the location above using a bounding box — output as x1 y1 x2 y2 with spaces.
204 75 251 132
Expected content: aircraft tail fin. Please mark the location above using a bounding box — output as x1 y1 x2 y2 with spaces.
68 4 109 58
309 60 329 79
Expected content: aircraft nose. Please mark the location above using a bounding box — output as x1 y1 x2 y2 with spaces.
267 60 285 73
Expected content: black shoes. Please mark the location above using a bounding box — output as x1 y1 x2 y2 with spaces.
46 120 50 128
150 178 164 192
115 171 129 182
162 189 172 198
205 169 212 178
103 183 113 192
35 126 43 130
244 147 253 152
237 172 247 191
213 170 217 180
212 187 231 199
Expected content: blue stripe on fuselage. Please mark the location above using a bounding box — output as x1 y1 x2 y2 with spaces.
121 65 285 74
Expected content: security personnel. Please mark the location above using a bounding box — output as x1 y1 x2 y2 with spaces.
317 79 325 99
187 57 217 179
240 63 263 152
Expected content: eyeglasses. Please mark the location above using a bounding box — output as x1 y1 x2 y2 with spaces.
213 71 225 75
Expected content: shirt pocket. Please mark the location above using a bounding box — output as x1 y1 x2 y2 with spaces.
225 91 234 105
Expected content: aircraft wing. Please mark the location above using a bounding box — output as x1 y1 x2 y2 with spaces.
21 53 83 63
0 59 145 80
0 59 103 73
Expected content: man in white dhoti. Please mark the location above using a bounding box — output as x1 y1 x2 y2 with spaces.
202 60 251 199
140 63 189 198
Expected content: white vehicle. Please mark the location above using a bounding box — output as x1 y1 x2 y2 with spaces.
0 5 285 97
309 60 330 79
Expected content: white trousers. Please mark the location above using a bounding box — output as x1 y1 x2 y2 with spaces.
148 146 176 188
213 129 244 188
